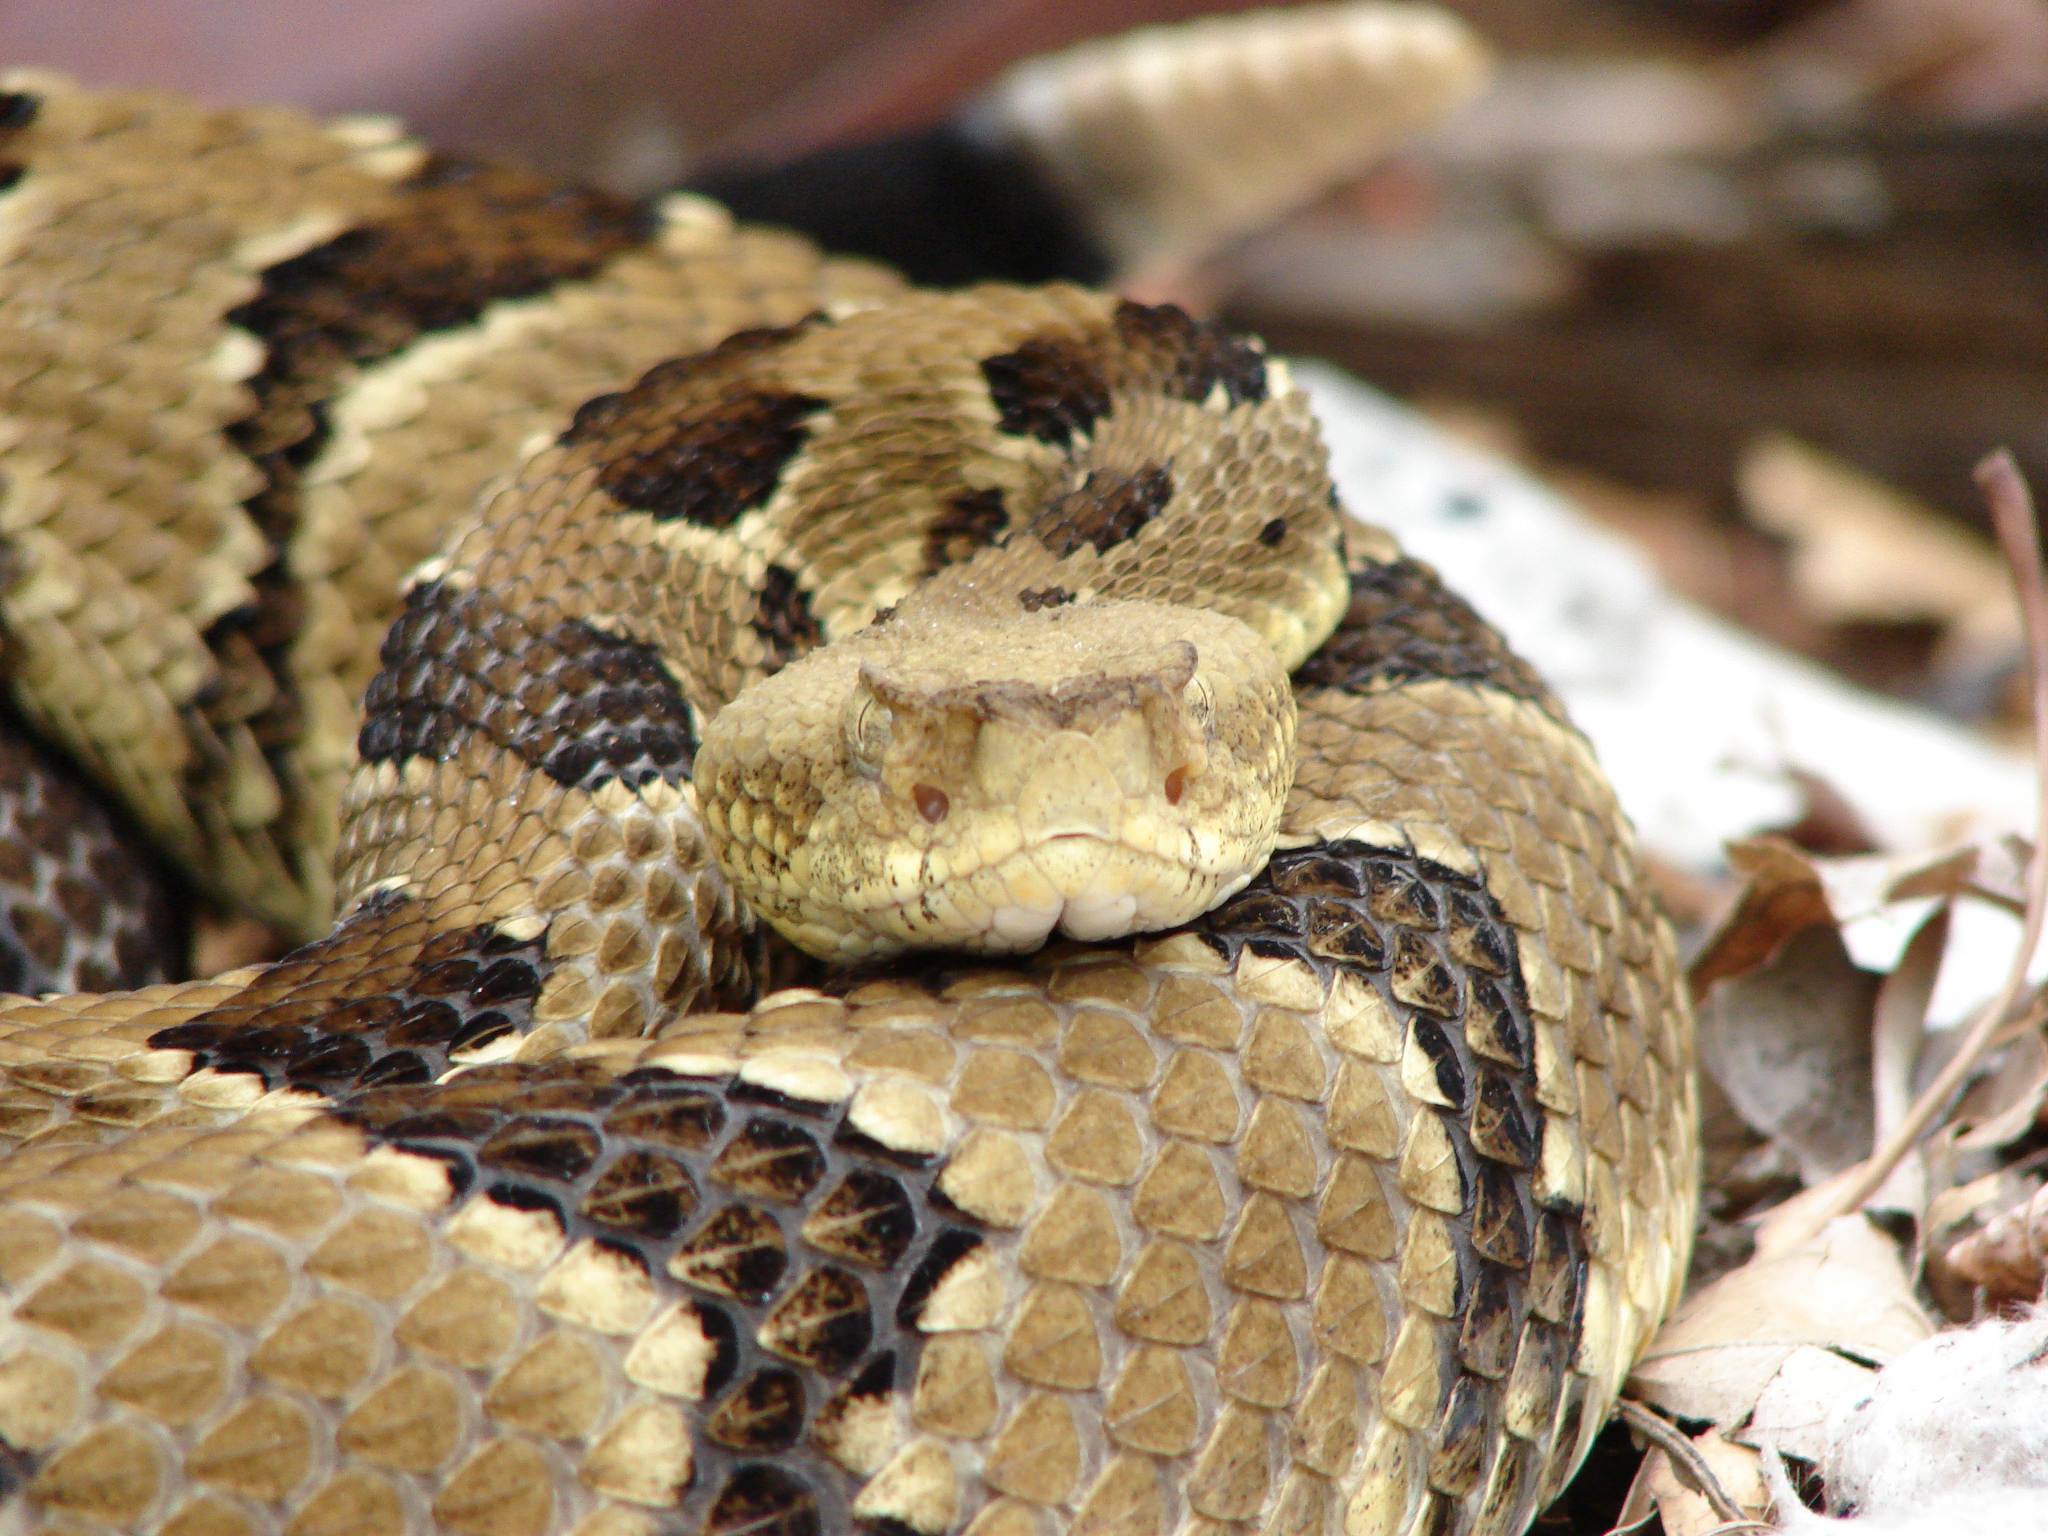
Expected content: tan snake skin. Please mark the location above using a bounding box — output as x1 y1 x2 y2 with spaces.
0 74 1697 1536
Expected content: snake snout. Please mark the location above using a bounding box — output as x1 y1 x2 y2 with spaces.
1013 729 1136 843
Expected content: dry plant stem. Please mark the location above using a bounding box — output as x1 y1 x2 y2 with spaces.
1787 450 2048 1241
1614 1399 1751 1524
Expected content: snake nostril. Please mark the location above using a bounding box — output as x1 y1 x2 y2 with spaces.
913 784 950 824
1164 766 1188 805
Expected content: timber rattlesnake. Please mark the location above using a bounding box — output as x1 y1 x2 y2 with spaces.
0 41 1696 1536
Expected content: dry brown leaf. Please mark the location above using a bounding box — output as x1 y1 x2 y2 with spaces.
1691 838 1837 998
1954 1026 2048 1152
1738 434 2017 653
1944 1181 2048 1307
1697 923 1878 1183
1631 1214 1930 1430
1690 838 1979 1000
1688 838 1996 1204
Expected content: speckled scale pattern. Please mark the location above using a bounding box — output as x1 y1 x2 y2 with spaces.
0 76 1696 1536
0 730 179 996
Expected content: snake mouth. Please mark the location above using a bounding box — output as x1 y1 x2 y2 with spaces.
971 830 1249 950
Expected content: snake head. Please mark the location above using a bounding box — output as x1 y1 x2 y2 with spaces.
696 597 1295 960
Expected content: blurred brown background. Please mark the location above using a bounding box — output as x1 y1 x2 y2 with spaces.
11 0 2048 716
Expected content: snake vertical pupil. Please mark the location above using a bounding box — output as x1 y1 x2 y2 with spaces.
913 784 950 823
1164 765 1188 805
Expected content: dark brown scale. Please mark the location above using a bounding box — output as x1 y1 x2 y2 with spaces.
1031 462 1175 556
147 893 549 1091
1017 586 1073 612
580 1149 700 1239
673 1205 791 1302
0 728 180 995
707 1368 808 1452
921 487 1009 573
1469 1069 1538 1169
1530 1210 1590 1328
1431 1376 1491 1496
1303 897 1387 969
1445 889 1514 976
704 1464 821 1536
1466 977 1533 1072
1471 1161 1534 1268
760 1267 872 1373
800 1168 918 1268
605 1082 728 1151
1458 1266 1519 1378
1367 861 1443 929
310 1056 976 1536
477 1116 604 1182
1391 928 1465 1019
1411 1017 1472 1109
711 1118 827 1201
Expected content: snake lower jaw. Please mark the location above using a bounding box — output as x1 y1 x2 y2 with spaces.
801 828 1270 961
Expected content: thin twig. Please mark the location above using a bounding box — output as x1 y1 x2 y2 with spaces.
1784 451 2048 1241
1961 880 2029 918
1614 1399 1751 1524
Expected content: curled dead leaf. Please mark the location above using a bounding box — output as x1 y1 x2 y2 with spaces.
1630 1214 1929 1433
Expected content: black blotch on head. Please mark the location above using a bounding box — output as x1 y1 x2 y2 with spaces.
1033 463 1174 556
1294 558 1551 706
0 92 41 131
1113 299 1268 406
357 581 698 790
752 562 823 674
1259 517 1288 547
580 386 824 527
982 336 1112 447
921 486 1009 574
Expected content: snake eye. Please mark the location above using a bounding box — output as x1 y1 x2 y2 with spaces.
913 784 950 824
847 690 891 773
1164 766 1189 805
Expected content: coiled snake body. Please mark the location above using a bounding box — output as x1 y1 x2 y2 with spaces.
0 78 1697 1536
